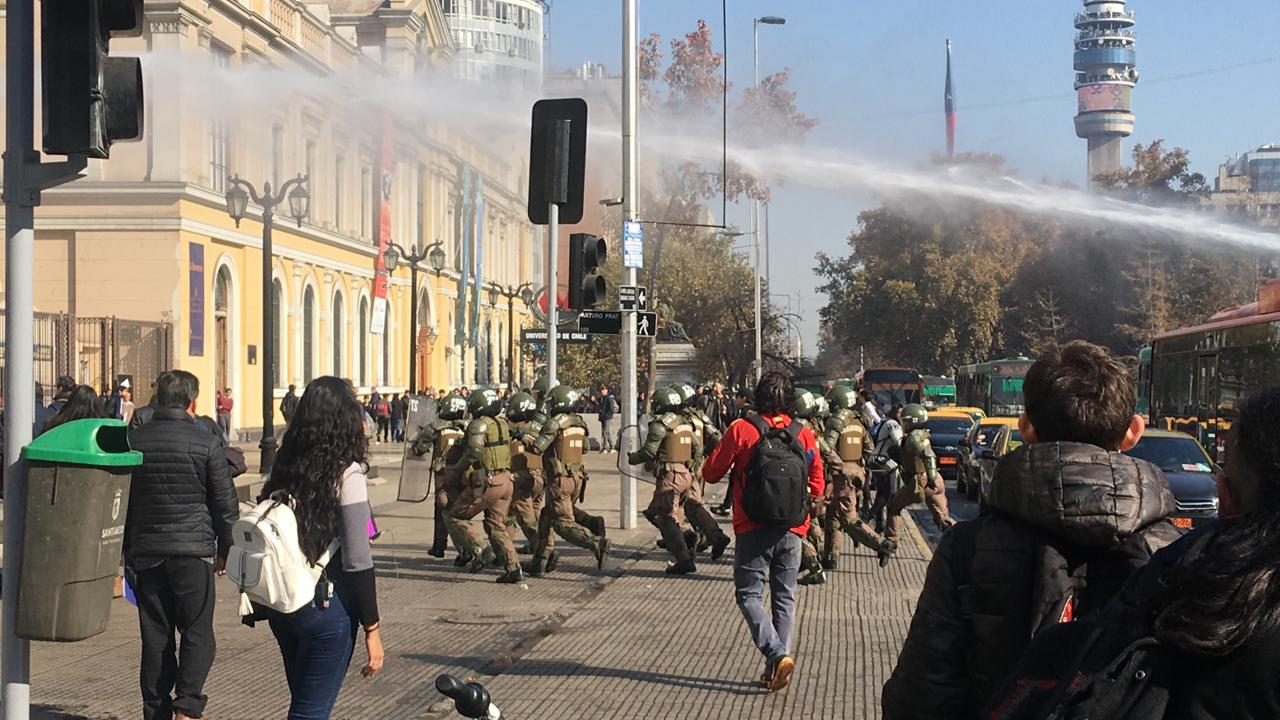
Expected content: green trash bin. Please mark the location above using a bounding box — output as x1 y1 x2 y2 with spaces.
16 419 141 641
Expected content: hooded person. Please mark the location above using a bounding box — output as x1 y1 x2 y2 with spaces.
882 341 1182 720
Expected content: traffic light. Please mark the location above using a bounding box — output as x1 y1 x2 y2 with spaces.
42 0 145 159
568 233 607 309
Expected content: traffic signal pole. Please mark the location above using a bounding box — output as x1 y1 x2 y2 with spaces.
547 201 559 389
619 0 639 530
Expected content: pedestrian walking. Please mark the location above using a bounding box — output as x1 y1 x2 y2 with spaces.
43 384 105 432
47 375 76 414
215 387 233 441
882 341 1182 720
597 385 619 453
702 371 824 692
257 376 384 717
370 388 391 443
984 385 1280 720
125 370 238 720
390 393 405 442
280 384 300 426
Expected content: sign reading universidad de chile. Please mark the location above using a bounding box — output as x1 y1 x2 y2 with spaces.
623 220 643 269
189 242 204 356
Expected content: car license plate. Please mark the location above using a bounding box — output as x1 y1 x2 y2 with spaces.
939 456 957 465
1172 517 1193 529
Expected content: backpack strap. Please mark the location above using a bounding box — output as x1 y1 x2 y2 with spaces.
745 413 770 440
784 419 807 456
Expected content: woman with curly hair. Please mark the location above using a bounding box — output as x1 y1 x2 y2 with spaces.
259 376 384 718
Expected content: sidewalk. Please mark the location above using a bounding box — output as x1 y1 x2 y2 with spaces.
27 450 932 720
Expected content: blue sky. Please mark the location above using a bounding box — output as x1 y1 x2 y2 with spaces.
545 1 1280 348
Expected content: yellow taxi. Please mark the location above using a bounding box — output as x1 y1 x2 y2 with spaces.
957 416 1018 501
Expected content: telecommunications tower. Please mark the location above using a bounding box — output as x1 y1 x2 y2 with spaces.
1073 0 1138 186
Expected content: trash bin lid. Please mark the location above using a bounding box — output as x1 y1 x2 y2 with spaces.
20 418 143 467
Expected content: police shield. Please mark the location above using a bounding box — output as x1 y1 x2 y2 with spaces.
398 442 434 503
404 394 437 441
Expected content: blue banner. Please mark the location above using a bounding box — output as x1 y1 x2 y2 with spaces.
469 177 484 349
188 243 205 356
454 168 472 349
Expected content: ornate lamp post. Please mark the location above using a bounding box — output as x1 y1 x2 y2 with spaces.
225 173 309 473
488 282 533 389
383 239 444 394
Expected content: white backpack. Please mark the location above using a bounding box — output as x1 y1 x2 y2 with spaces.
226 492 338 616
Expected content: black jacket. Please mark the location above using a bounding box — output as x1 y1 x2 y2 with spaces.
125 408 238 561
883 441 1183 720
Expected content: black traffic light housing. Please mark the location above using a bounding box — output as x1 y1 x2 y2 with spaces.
568 233 607 309
42 0 145 159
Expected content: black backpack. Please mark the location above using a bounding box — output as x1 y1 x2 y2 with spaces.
741 415 810 528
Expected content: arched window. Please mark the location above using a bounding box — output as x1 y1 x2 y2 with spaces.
359 297 369 386
271 279 284 387
332 292 344 377
381 299 391 386
213 266 232 394
303 285 316 383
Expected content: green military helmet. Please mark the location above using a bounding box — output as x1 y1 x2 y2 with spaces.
651 386 683 415
507 391 538 422
545 385 579 415
468 388 502 418
814 395 831 420
531 376 550 402
438 392 468 420
826 384 859 412
676 384 697 406
791 389 818 419
902 403 929 428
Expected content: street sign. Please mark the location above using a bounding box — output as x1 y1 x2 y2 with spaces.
635 311 657 337
619 284 648 312
623 220 644 269
577 310 623 335
520 328 591 344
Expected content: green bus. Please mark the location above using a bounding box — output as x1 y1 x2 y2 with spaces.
956 357 1033 417
923 376 956 409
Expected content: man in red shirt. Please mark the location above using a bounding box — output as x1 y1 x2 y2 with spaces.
703 372 825 693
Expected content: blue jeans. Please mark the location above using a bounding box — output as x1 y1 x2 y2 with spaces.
733 527 802 665
267 586 358 719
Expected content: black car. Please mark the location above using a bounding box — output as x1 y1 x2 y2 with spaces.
923 415 974 482
1123 430 1220 529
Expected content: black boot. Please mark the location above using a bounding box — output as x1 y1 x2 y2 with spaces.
429 511 449 558
454 552 474 568
496 567 524 584
798 569 827 586
594 539 610 570
665 560 697 575
684 530 699 555
710 534 731 562
589 515 608 539
469 547 495 573
524 556 545 578
821 556 837 571
545 551 559 574
878 539 897 569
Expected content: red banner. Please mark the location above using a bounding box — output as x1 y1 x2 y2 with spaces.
371 112 394 334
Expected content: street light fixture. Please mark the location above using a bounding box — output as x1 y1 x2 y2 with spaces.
224 173 310 473
383 239 444 394
490 281 533 389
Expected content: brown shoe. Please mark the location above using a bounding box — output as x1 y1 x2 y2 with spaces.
768 656 795 692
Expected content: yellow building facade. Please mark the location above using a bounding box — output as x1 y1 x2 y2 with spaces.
0 0 542 434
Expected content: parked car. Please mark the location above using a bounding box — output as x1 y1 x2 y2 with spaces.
923 415 974 482
977 424 1024 505
957 416 1018 500
937 406 986 423
1123 429 1219 529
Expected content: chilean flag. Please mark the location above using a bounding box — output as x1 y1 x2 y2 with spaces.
945 39 956 158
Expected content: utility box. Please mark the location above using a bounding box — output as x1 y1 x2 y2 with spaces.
17 419 141 641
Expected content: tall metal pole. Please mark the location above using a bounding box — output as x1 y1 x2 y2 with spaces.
408 263 418 394
751 21 762 383
619 0 639 529
547 202 559 389
507 297 514 388
260 207 277 473
3 0 35 713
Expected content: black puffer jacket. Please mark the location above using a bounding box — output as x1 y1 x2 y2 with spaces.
883 441 1183 720
125 408 238 561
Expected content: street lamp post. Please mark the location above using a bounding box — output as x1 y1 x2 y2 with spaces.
226 174 310 474
383 240 444 394
489 282 533 390
752 15 785 382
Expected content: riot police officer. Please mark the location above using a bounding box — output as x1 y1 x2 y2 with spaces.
409 392 483 562
885 403 956 543
450 389 522 583
506 391 544 553
793 389 830 586
823 385 894 569
675 384 731 560
631 387 699 574
526 386 609 577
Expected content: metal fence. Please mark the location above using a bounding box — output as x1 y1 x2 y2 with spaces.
0 312 173 408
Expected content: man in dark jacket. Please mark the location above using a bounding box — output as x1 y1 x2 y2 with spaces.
125 370 238 720
279 383 299 425
882 341 1182 720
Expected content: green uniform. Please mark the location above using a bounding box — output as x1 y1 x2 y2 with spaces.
508 415 547 550
886 428 956 541
413 419 484 559
679 405 729 553
820 409 888 564
449 416 518 572
529 412 606 571
632 411 698 566
799 416 829 575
